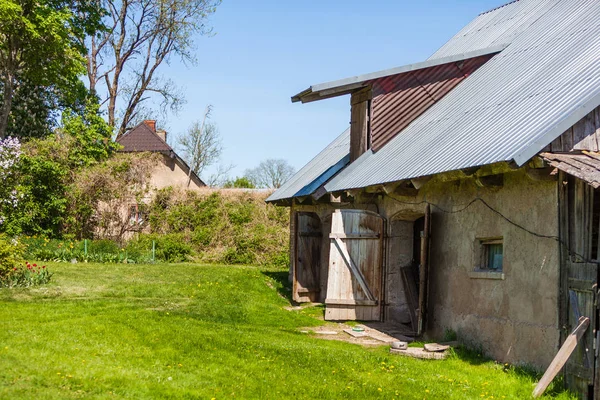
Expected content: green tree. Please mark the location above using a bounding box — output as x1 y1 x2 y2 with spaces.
1 98 118 236
61 97 118 167
223 177 255 189
0 0 102 138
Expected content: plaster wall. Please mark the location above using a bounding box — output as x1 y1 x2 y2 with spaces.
148 155 203 193
289 168 560 369
408 169 560 369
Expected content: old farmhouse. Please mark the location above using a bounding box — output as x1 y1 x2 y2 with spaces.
117 120 205 193
267 0 600 396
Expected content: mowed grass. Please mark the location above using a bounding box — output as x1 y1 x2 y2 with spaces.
0 262 574 399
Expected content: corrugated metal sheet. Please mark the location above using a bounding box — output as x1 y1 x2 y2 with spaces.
370 54 492 151
291 47 505 104
542 152 600 188
325 0 600 192
266 128 350 202
429 0 560 60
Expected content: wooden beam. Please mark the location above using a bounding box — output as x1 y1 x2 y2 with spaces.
350 87 372 105
532 316 590 398
383 181 403 194
311 185 328 201
346 189 362 198
411 176 432 190
350 93 369 162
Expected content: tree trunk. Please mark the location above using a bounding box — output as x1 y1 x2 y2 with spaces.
0 73 14 139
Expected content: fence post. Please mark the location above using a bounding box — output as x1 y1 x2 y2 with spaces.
84 239 88 257
152 240 156 262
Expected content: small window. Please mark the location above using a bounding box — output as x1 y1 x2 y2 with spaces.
480 239 503 271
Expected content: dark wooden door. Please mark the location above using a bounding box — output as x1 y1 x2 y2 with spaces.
293 212 322 303
325 209 384 321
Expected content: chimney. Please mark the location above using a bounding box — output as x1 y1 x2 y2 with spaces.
349 88 372 162
143 119 156 132
156 129 167 143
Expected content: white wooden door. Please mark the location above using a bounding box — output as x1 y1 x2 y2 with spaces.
325 209 384 321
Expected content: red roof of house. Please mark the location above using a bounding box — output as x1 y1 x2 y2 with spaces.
116 122 173 153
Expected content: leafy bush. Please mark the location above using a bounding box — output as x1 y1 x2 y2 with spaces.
18 189 290 268
147 189 289 267
0 234 25 277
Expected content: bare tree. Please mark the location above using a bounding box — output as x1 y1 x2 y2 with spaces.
245 159 296 189
177 118 222 184
205 163 235 187
86 0 221 137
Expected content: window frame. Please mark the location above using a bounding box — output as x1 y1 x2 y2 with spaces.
470 237 505 280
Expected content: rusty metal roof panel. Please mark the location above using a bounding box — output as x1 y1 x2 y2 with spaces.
266 128 350 202
325 0 600 192
429 0 560 60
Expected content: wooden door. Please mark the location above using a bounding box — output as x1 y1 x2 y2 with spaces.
325 209 384 321
417 204 431 336
560 176 598 397
293 212 322 303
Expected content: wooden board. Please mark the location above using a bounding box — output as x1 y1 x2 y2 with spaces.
533 316 590 398
325 210 384 321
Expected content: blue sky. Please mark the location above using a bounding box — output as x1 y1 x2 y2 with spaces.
166 0 506 179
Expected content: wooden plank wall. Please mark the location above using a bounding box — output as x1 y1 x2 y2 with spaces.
548 106 600 152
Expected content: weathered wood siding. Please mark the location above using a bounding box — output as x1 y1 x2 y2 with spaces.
293 212 322 302
549 106 600 152
325 210 384 321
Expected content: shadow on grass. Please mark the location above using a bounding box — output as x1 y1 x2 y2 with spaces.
261 270 293 303
452 346 570 398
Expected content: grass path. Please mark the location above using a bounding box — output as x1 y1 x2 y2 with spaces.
0 262 574 399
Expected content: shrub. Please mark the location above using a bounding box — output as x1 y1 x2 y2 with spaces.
1 262 52 288
0 234 25 277
155 234 192 263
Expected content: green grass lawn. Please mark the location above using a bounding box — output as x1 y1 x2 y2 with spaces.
0 262 574 399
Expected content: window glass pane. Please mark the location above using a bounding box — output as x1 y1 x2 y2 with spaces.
487 243 503 270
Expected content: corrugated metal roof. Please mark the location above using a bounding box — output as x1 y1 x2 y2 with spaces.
428 0 559 60
266 128 350 202
370 54 493 151
325 0 600 192
291 47 505 104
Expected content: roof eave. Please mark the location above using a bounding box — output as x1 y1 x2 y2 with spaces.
291 45 507 104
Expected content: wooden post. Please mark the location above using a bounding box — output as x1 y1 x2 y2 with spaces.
532 316 590 398
350 89 371 162
417 204 431 336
